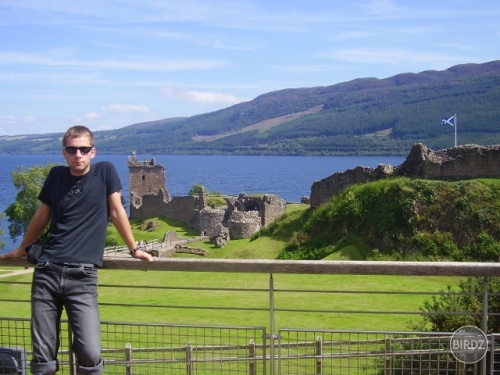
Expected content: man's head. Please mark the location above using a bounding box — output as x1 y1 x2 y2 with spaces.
62 125 95 147
62 125 96 176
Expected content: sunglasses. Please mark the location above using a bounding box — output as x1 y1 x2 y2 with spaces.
64 146 93 155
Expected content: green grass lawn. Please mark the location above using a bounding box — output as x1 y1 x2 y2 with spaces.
185 236 286 259
107 216 200 245
0 203 464 332
0 265 461 332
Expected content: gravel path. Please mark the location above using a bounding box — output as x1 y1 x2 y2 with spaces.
0 267 33 278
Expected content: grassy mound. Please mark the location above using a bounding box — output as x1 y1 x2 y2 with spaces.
277 178 500 261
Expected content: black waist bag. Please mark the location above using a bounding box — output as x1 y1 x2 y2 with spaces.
25 242 43 265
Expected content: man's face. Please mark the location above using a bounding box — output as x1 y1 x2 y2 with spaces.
62 135 96 176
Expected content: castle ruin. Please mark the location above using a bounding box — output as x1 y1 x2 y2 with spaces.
310 143 500 207
128 151 170 208
127 153 287 241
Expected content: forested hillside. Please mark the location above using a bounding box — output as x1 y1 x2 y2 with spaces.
1 61 499 155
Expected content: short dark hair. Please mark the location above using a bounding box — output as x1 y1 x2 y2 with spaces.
62 126 95 147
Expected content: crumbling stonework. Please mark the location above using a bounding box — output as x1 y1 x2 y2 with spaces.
128 152 170 209
310 164 394 207
131 193 200 229
310 143 500 207
173 244 208 256
209 223 230 248
397 143 500 180
199 207 226 236
128 154 287 240
232 193 288 227
227 210 261 240
163 231 181 244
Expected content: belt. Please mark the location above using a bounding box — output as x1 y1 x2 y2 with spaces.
53 262 95 269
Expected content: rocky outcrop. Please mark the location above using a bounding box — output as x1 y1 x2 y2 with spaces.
310 143 500 207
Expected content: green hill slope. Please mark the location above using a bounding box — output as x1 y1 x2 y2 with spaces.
1 61 499 155
265 178 500 261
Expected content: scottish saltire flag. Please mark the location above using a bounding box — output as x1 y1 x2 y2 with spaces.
442 116 455 126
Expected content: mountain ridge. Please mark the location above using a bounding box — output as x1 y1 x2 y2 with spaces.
1 60 499 155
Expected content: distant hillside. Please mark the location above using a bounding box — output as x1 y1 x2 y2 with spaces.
1 60 499 155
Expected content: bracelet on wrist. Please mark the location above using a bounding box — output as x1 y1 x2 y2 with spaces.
129 247 139 256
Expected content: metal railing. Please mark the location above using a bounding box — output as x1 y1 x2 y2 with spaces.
1 258 499 374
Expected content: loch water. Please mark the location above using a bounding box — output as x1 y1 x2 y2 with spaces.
0 154 405 252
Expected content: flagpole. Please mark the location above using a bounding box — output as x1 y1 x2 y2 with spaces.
454 114 457 147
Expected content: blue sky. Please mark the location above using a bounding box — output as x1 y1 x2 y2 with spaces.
0 0 498 136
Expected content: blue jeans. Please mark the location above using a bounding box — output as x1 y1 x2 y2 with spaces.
30 262 104 375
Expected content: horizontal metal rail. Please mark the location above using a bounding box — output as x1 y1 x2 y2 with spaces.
2 257 500 276
1 257 499 374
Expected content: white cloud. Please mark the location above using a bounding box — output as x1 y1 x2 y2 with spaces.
0 115 36 124
323 48 467 65
102 104 151 113
0 52 228 72
84 112 100 119
271 64 337 74
0 71 106 85
160 86 248 105
0 116 18 124
365 0 400 16
184 91 243 105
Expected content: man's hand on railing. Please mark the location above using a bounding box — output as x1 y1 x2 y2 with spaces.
131 249 154 263
1 247 28 260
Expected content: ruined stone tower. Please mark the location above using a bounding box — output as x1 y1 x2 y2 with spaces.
128 151 170 210
126 152 287 238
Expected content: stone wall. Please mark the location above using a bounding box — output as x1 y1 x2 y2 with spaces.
310 143 500 207
128 154 287 239
227 211 261 240
397 143 500 180
162 196 200 229
259 194 288 226
130 190 169 219
129 186 200 229
199 207 226 236
310 165 394 207
230 193 287 226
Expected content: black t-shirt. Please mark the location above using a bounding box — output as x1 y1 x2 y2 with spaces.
38 161 122 266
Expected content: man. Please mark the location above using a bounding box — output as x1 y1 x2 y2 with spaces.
2 125 153 375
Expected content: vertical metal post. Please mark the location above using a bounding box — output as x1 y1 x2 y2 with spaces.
67 324 76 375
315 336 323 375
186 343 193 375
125 343 133 375
481 277 489 375
249 339 256 375
269 273 275 375
483 277 489 338
384 335 393 375
490 335 495 375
